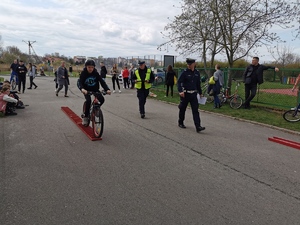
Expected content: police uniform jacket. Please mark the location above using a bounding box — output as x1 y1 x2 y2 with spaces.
177 68 202 94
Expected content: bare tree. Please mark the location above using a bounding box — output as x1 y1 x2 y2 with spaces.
267 44 296 67
161 0 299 92
159 0 223 76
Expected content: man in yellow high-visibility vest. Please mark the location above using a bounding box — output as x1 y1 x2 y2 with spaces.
132 60 155 118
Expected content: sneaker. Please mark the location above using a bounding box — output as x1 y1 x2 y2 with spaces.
82 117 89 126
113 90 115 93
119 90 121 93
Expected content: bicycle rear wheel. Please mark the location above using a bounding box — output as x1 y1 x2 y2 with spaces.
283 110 300 122
92 107 104 138
229 96 243 109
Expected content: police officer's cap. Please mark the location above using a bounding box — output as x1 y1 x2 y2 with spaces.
186 58 196 64
138 60 145 65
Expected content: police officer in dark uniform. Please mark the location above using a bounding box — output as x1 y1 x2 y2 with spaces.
16 60 28 94
177 58 205 132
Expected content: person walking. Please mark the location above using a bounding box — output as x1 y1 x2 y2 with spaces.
177 58 205 132
110 64 121 93
16 60 27 94
242 57 279 109
56 61 69 97
165 65 175 97
27 63 38 89
208 64 224 108
132 60 155 118
100 62 107 82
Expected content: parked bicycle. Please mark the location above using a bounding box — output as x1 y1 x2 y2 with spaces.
283 102 300 122
81 91 105 138
219 79 243 109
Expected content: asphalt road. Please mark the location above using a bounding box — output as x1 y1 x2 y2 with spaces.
1 75 300 225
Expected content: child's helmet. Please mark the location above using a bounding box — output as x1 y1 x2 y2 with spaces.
85 59 95 67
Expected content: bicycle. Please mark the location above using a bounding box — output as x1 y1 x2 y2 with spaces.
219 79 243 109
81 91 105 138
10 73 18 90
283 102 300 122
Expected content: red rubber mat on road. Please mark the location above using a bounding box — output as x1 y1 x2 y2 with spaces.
61 106 102 141
268 136 300 150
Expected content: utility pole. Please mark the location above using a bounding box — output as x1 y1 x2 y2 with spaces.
22 40 36 55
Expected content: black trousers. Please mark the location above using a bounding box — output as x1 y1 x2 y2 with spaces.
84 92 105 117
112 76 120 90
166 84 173 97
123 77 129 89
29 76 37 88
244 84 257 107
137 89 149 114
17 75 26 93
178 92 200 127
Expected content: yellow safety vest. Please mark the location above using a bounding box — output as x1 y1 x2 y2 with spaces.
135 69 152 89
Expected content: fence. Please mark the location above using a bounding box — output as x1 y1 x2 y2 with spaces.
154 67 300 109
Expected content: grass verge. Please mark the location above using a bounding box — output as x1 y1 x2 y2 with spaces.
150 87 300 134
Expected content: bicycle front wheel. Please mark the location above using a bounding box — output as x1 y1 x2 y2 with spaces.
229 96 243 109
92 107 104 138
11 79 17 90
283 110 300 122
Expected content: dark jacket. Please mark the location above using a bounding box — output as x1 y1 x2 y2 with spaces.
177 68 202 94
165 70 175 86
79 68 110 92
16 64 27 77
100 66 107 79
243 64 275 85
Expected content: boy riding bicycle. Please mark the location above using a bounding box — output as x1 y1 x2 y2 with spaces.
78 59 111 126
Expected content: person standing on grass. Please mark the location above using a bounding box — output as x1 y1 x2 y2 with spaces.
165 65 175 98
242 57 279 109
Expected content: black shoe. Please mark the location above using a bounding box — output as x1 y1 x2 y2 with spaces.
27 87 32 89
16 106 25 109
196 126 205 132
64 95 69 97
178 124 186 128
6 112 17 116
141 114 145 118
34 86 38 89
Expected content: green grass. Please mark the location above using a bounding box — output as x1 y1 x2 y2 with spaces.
150 85 300 133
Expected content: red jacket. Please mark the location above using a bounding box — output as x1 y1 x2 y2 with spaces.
122 69 129 78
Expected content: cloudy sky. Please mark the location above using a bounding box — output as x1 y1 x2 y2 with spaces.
1 0 300 63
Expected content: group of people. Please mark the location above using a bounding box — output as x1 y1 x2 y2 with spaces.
9 59 38 94
0 80 25 116
4 56 289 134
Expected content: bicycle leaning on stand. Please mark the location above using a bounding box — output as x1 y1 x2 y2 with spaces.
219 78 243 109
283 102 300 122
81 91 105 138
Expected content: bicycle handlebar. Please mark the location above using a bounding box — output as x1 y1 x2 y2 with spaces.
87 91 107 96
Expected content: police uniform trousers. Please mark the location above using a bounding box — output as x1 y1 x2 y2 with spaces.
137 88 149 114
178 92 200 127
